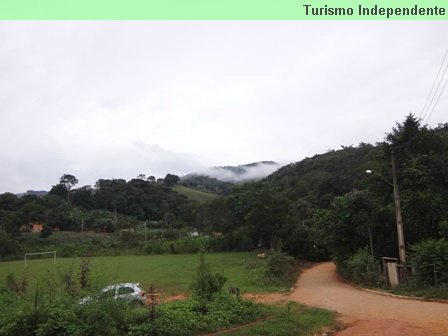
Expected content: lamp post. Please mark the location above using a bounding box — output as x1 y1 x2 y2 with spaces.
366 155 406 266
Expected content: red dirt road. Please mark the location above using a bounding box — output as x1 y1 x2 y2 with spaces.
290 262 448 336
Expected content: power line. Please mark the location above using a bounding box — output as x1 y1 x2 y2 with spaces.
420 48 448 121
425 76 448 124
388 49 448 161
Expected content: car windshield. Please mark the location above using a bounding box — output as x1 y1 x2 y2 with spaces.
101 288 115 298
118 286 134 295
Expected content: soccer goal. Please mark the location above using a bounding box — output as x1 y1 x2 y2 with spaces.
24 251 57 267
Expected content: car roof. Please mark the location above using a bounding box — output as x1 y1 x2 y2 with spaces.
101 283 141 291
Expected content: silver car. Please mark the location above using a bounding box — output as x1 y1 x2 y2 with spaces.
80 283 147 305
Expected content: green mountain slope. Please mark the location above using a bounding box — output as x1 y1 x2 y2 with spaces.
266 143 383 208
172 184 219 203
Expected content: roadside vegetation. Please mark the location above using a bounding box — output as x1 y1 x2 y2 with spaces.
216 302 336 336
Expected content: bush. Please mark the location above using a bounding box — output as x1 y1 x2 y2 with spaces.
343 247 382 286
263 251 297 286
191 253 227 313
410 238 448 285
205 293 261 327
5 272 27 294
129 295 262 336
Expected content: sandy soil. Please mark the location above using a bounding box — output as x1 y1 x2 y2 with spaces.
247 262 448 336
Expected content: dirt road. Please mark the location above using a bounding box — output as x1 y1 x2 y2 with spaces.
290 262 448 336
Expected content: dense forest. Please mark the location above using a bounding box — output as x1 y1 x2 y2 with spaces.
1 114 448 285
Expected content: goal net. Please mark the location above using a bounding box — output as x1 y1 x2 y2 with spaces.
24 251 57 267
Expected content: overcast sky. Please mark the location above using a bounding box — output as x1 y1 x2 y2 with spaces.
0 21 447 193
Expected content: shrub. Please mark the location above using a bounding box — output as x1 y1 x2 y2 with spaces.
343 246 382 286
191 253 227 313
79 256 91 289
263 251 297 286
410 238 448 285
5 272 27 294
128 295 262 336
76 299 147 336
205 293 261 327
35 306 80 336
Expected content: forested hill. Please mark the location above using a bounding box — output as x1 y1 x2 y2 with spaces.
223 116 448 262
181 161 281 195
266 143 383 208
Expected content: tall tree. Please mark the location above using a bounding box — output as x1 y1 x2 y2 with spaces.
228 182 287 249
59 174 78 203
315 190 382 267
164 174 180 187
384 115 448 244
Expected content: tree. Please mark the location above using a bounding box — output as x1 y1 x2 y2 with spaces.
383 115 448 245
71 186 94 209
0 193 19 211
282 199 317 259
15 201 48 224
47 203 74 230
315 190 382 268
0 230 20 258
59 174 78 203
196 198 233 233
228 182 287 249
0 210 19 235
164 174 180 187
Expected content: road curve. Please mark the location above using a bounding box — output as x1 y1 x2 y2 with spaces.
288 262 448 335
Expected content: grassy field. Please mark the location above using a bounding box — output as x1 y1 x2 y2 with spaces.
0 252 289 296
0 253 339 336
173 184 219 203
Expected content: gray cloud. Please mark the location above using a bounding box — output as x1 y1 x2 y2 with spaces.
0 21 447 193
196 162 283 183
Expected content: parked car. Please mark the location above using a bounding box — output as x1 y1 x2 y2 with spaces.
79 283 147 305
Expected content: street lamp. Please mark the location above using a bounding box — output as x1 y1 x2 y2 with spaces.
365 164 406 266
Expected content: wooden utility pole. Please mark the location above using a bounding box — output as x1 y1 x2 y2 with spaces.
391 153 406 265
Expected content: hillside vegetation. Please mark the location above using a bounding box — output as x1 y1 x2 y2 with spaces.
1 114 448 291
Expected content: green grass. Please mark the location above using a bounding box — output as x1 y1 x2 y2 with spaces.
0 252 290 296
173 184 219 203
390 284 448 300
216 302 337 336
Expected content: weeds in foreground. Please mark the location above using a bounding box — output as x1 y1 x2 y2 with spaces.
215 302 336 336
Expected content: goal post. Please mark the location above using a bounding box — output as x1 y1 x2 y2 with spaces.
24 251 56 267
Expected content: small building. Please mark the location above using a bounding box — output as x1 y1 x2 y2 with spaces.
21 222 44 233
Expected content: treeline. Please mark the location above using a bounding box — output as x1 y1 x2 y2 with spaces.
1 114 448 288
0 174 193 235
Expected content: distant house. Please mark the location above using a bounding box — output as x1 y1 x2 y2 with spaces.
21 222 44 233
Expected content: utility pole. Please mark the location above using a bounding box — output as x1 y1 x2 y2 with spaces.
391 153 406 265
368 227 374 258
